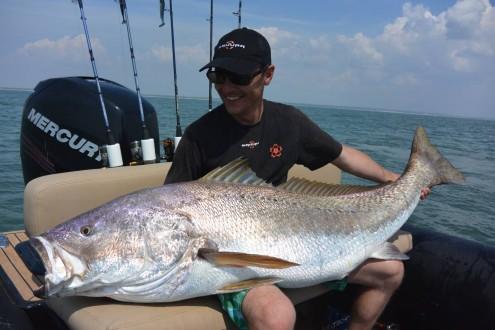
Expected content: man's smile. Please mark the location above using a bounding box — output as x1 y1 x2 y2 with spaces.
225 95 242 101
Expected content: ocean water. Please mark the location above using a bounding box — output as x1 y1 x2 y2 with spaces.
1 89 494 246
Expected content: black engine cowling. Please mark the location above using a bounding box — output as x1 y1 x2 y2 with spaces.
20 76 160 184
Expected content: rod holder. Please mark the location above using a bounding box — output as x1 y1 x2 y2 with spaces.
141 138 156 164
106 143 123 167
174 136 182 152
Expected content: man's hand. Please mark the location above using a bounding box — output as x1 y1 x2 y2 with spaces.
387 171 430 200
420 187 431 200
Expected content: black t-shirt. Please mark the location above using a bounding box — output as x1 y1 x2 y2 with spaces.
165 100 342 186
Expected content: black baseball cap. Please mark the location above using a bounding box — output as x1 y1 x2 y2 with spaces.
199 28 271 75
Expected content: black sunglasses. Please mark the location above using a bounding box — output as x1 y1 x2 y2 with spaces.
206 66 267 86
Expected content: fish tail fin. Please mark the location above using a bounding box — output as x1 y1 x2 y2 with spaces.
410 127 464 186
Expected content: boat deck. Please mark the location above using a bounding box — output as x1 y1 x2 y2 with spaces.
0 230 43 307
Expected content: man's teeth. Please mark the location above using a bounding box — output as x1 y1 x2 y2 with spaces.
226 96 241 101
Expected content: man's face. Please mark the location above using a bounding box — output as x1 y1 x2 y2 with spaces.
213 65 274 124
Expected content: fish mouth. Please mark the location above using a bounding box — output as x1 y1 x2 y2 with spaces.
30 236 88 297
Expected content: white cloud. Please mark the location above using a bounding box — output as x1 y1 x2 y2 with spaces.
256 27 298 47
449 0 495 55
151 44 208 63
337 32 383 63
255 26 306 62
151 46 172 62
308 36 332 51
334 0 495 77
262 0 494 82
267 0 494 117
449 49 473 72
392 72 418 86
18 35 105 61
445 0 488 39
379 3 446 54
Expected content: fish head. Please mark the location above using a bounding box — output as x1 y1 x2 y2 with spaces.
30 193 202 298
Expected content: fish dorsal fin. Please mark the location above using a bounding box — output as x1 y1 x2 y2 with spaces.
278 177 383 196
199 158 268 186
199 249 299 269
200 158 384 195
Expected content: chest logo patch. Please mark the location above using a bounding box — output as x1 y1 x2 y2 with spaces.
269 144 283 158
241 140 259 149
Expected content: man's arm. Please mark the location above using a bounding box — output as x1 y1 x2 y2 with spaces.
332 145 399 183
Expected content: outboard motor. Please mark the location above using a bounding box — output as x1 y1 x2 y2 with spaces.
20 76 160 184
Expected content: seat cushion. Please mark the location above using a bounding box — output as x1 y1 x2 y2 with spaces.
24 163 171 236
47 296 235 330
46 285 334 330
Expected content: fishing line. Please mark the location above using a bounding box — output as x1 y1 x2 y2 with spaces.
117 0 156 164
73 0 123 167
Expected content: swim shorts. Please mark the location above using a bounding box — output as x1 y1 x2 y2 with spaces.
218 279 348 329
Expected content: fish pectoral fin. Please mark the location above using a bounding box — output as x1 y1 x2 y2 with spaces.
198 249 299 269
216 277 282 293
370 242 410 260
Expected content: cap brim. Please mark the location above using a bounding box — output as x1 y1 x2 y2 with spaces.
199 57 260 75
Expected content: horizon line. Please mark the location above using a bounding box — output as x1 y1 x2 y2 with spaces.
1 86 493 122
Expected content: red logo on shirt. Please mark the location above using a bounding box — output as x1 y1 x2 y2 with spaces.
269 144 283 158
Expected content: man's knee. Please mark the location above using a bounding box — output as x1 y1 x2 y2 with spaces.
383 260 404 291
349 259 405 291
242 286 296 330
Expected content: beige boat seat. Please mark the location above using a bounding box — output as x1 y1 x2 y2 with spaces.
23 162 412 330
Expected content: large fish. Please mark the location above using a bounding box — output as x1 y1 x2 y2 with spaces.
31 127 464 302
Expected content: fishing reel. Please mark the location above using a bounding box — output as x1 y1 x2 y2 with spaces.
99 143 123 168
127 139 157 166
161 138 175 162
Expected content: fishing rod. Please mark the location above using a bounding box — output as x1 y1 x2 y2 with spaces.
233 0 242 28
74 0 123 167
117 0 156 164
162 0 182 143
208 0 213 111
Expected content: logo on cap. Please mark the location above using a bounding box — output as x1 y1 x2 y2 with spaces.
218 40 246 50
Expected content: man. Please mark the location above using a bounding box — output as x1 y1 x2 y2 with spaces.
166 28 429 330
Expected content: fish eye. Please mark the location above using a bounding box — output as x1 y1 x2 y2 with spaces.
80 225 93 236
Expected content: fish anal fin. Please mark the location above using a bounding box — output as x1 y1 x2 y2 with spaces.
198 249 299 269
370 242 409 260
217 277 282 293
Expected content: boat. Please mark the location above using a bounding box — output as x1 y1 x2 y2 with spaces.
1 158 494 329
2 2 494 328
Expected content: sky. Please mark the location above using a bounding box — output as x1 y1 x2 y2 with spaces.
0 0 494 120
